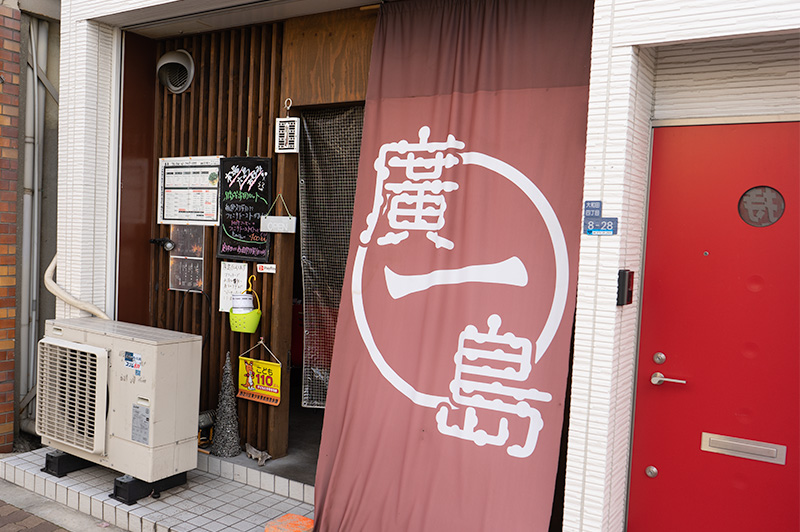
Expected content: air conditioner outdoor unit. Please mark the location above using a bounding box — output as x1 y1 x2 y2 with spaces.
35 318 202 486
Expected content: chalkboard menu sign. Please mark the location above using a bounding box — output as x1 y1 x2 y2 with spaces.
218 157 273 261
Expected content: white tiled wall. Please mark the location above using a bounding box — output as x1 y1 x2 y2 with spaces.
605 0 800 46
566 41 656 532
66 0 251 21
56 15 116 318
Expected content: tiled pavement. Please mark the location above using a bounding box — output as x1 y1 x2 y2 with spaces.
0 448 314 532
0 499 68 532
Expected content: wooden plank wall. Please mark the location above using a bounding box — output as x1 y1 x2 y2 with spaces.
281 7 377 106
151 23 284 455
146 6 376 459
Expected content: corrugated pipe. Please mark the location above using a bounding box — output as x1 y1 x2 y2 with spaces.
43 254 111 320
19 253 110 436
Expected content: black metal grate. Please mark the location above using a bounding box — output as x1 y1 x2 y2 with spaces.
299 106 364 408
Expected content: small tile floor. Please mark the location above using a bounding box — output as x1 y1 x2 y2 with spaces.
0 448 314 532
0 498 69 531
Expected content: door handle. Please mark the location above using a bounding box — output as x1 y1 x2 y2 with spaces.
650 372 687 385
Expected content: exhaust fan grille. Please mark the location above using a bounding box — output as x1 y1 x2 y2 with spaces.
36 338 108 454
156 49 194 94
163 64 189 91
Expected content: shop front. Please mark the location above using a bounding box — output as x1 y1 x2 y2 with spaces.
52 0 799 530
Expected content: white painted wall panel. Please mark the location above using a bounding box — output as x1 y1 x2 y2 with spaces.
654 34 800 120
610 0 800 46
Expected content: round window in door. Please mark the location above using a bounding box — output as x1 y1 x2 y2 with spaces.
738 186 785 227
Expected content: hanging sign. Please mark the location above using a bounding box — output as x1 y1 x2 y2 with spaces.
157 156 221 225
218 157 273 261
275 117 300 153
275 99 299 153
261 216 296 233
260 193 297 234
237 356 281 405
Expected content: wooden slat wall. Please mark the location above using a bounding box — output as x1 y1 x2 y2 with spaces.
268 7 376 449
151 24 283 455
146 7 376 459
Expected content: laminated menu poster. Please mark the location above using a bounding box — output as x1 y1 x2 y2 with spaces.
217 157 273 261
157 156 221 225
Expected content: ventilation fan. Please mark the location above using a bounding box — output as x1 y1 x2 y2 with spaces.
156 49 195 94
35 318 202 501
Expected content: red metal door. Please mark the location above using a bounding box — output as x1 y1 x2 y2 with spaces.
628 123 799 531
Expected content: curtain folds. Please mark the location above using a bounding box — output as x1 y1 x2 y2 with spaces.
314 1 592 529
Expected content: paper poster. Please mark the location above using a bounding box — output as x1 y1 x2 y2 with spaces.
157 156 221 225
219 262 249 312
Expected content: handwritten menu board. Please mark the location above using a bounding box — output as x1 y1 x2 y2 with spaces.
218 157 273 261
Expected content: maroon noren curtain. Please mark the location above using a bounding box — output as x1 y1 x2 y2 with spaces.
314 1 592 530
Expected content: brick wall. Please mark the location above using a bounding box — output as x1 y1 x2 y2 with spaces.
0 4 19 453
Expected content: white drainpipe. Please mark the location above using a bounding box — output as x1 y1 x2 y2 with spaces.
19 20 36 419
19 18 48 424
29 20 48 394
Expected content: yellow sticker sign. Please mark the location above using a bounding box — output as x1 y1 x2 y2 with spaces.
237 356 281 406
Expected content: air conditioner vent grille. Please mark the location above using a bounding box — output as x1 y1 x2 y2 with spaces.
36 338 108 454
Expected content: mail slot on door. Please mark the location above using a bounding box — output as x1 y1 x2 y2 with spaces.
700 432 786 465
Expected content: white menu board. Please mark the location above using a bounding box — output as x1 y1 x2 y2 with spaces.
157 156 222 225
219 261 249 312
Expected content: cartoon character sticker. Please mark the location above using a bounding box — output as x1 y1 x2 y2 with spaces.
244 359 256 391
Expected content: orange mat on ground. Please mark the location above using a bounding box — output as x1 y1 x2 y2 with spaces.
264 513 314 532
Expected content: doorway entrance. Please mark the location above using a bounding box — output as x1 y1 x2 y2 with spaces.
296 105 363 409
275 105 364 483
628 122 799 531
